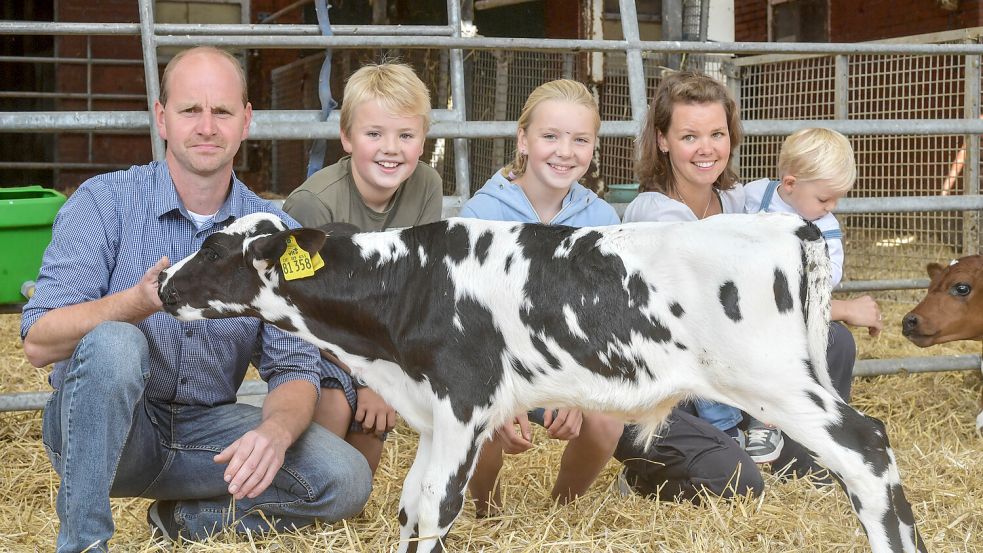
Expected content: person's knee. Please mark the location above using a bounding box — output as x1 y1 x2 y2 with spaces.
71 321 148 387
576 413 624 452
301 427 372 521
713 459 764 500
314 388 354 437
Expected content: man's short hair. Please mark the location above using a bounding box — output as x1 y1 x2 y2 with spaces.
159 46 248 107
340 62 432 136
779 128 857 193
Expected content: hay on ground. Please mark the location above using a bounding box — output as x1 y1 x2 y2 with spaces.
2 302 981 552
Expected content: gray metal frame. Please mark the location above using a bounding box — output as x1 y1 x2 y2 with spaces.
1 4 980 411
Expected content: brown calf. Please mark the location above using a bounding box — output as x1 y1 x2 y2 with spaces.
902 255 983 434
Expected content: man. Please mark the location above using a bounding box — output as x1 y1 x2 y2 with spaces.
21 46 371 553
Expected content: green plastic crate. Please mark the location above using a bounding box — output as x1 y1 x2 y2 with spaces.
0 186 67 304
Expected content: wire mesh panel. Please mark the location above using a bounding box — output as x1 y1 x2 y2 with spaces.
738 47 979 285
466 49 579 193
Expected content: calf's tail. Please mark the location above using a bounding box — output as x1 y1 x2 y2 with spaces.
799 222 835 395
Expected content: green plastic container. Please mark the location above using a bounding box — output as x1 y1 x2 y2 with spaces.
0 186 67 304
606 183 640 203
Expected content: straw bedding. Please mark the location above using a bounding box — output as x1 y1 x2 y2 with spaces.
1 295 981 552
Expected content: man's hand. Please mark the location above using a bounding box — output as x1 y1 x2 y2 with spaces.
137 256 169 314
355 387 397 437
495 413 534 454
214 425 289 500
22 256 171 368
543 408 583 440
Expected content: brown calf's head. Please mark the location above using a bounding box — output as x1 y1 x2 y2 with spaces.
902 255 983 347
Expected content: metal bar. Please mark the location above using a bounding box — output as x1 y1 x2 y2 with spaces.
619 0 648 126
145 34 983 56
13 111 983 144
834 55 849 120
964 49 981 256
0 21 453 36
741 118 983 135
474 0 537 9
854 354 981 377
834 279 931 292
0 91 146 100
137 0 164 160
14 112 983 144
0 55 142 65
833 195 983 213
2 20 983 57
663 0 683 69
0 161 133 170
3 354 976 412
0 380 270 413
448 0 471 200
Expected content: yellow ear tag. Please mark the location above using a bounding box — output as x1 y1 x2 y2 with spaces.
279 235 323 281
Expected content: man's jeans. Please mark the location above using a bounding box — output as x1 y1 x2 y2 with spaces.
41 321 372 553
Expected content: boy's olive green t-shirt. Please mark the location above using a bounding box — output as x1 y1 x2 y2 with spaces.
283 156 443 231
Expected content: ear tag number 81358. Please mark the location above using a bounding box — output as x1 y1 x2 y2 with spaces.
279 235 324 281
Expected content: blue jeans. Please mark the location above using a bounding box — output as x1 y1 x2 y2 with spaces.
693 399 743 432
41 322 372 552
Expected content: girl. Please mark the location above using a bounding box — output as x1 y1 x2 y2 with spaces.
460 79 624 516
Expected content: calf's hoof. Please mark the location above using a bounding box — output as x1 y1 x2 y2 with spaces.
976 410 983 437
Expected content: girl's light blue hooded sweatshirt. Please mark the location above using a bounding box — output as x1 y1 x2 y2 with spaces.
459 171 620 226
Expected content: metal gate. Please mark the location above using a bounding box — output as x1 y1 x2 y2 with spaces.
2 1 982 411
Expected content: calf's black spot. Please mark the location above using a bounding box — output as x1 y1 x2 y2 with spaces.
474 231 493 264
670 302 684 318
773 268 793 313
719 281 742 322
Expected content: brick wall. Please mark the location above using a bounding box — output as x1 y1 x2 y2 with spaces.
55 0 149 188
830 0 983 42
735 0 768 42
53 0 313 193
736 0 983 43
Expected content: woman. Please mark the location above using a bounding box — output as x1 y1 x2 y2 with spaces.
615 71 883 502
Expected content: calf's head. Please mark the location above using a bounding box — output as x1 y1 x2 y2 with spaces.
158 212 326 322
902 255 983 346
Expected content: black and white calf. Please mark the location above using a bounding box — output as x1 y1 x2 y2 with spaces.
159 212 924 553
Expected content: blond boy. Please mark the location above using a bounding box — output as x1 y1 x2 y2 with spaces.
284 62 442 230
283 62 442 474
745 127 856 286
739 127 857 462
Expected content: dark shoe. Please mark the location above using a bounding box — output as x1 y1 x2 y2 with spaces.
744 419 784 464
722 425 746 449
147 500 181 543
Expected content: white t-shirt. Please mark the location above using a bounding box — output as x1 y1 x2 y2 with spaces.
622 184 747 222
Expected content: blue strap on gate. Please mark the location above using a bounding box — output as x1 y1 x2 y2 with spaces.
306 0 337 178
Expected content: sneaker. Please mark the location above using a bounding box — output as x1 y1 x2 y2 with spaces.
745 419 784 464
722 425 746 449
147 500 181 543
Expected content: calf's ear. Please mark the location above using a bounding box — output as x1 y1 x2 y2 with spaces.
292 228 327 256
248 230 294 264
926 262 945 279
247 229 327 265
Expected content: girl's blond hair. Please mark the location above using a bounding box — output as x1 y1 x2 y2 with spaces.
340 62 432 135
505 79 600 178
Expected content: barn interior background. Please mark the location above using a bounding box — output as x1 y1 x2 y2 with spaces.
0 0 981 551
